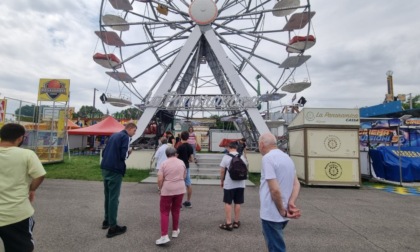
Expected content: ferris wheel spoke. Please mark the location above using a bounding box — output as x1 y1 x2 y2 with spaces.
131 48 181 80
214 30 277 89
215 23 291 48
118 25 193 66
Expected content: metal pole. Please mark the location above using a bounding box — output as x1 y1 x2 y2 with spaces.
398 124 403 187
409 93 412 109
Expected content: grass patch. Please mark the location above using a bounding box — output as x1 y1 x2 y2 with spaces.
44 155 150 182
248 172 261 186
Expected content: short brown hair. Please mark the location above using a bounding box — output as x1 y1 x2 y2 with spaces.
181 131 189 140
125 123 137 129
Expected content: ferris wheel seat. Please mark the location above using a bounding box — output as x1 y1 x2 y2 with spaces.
279 55 311 68
106 98 132 107
286 35 316 53
109 0 132 11
272 0 300 17
281 81 311 93
283 12 316 31
106 71 136 83
95 31 125 47
93 53 121 69
102 14 130 31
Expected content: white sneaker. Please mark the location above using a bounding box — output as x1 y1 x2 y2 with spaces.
172 229 180 238
156 235 170 245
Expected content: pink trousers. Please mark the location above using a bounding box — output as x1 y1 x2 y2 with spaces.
160 194 184 236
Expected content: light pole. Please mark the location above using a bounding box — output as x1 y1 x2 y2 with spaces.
398 114 412 186
93 88 99 119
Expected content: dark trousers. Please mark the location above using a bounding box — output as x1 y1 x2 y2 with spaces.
102 169 123 227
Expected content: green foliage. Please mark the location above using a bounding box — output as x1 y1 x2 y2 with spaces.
13 105 48 122
75 106 104 119
209 115 235 130
402 94 420 110
44 155 149 182
112 107 142 119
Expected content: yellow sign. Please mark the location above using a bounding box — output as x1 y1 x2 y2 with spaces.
312 159 357 182
38 79 70 102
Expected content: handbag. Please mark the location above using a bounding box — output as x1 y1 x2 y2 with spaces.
196 144 201 152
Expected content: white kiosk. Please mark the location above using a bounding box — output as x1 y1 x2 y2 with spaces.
288 108 361 187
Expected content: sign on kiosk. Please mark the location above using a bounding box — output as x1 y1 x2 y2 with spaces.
38 79 70 102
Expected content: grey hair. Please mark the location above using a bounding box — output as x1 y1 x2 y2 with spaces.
160 137 168 144
165 146 177 157
259 132 277 146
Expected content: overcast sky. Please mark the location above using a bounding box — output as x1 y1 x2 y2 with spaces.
0 0 419 116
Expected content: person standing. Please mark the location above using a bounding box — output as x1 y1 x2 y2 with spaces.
0 123 46 252
187 126 198 163
155 137 169 171
219 141 247 231
258 132 301 252
237 137 247 159
176 131 194 208
156 147 186 245
100 123 137 238
166 131 176 146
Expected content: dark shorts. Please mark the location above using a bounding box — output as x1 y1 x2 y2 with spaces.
0 217 35 252
223 188 245 204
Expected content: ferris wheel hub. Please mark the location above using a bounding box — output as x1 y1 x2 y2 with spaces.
189 0 218 25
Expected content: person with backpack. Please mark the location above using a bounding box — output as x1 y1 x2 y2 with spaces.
218 141 248 231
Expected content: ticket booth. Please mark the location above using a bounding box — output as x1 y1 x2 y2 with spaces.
288 108 361 187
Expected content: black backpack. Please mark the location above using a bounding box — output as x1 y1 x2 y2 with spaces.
226 153 248 180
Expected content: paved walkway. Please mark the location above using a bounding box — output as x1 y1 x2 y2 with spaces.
31 179 419 252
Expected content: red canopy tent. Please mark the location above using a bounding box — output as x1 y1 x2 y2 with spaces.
68 116 124 136
67 119 81 129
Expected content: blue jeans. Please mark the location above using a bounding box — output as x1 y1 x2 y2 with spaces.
102 169 123 227
261 219 289 252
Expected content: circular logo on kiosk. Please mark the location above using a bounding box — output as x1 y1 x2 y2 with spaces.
324 135 341 152
305 111 315 121
325 162 342 179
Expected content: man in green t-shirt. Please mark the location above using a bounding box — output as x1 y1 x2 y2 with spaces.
0 123 46 252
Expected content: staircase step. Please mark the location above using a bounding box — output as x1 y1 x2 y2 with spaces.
140 176 255 187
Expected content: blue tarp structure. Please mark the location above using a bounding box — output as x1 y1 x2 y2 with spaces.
370 146 420 182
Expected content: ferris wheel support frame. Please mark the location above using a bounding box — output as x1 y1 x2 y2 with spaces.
131 24 270 142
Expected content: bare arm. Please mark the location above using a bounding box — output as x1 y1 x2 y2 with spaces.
157 172 164 190
220 167 225 188
287 176 301 219
267 179 287 217
29 176 45 203
289 176 300 206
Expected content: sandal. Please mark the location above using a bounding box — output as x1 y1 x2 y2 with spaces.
233 221 241 228
219 223 233 231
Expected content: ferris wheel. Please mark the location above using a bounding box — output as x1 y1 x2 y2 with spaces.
95 0 316 144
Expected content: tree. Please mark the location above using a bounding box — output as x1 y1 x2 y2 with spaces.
112 107 142 120
209 115 235 130
402 94 420 110
75 106 104 119
14 105 36 122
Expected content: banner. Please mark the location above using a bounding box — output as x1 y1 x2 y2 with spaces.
0 99 6 127
38 79 70 102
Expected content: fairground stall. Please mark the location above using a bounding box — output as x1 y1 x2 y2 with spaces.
288 108 361 187
360 117 420 183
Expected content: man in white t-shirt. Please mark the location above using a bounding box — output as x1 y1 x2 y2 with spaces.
155 137 169 171
258 132 301 252
218 141 247 231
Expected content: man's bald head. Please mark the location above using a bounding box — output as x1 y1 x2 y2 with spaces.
258 132 277 155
